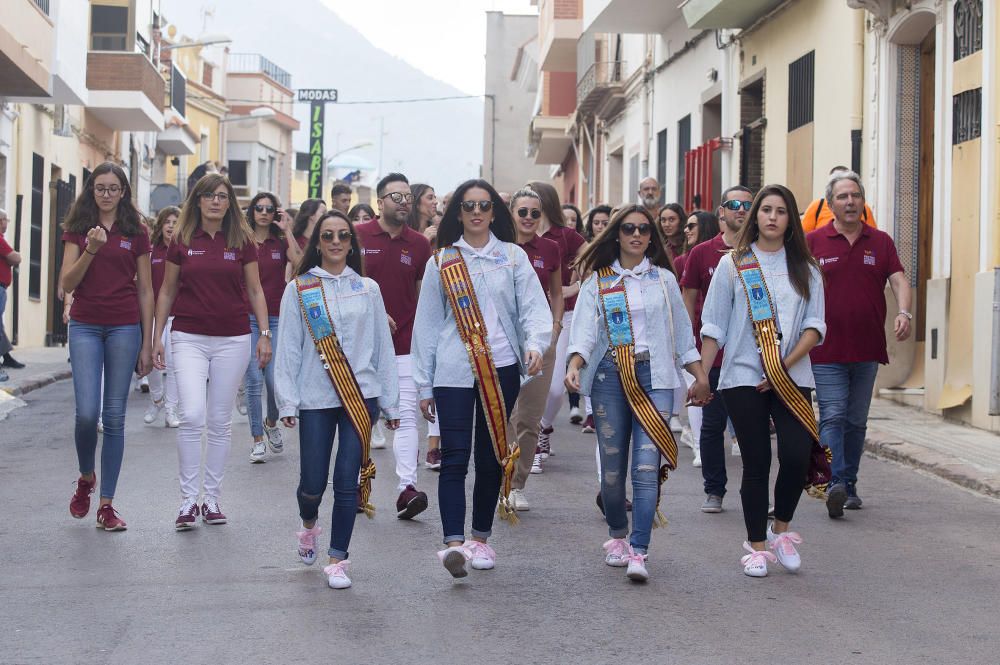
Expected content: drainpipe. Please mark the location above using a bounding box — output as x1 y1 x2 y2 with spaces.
851 10 865 138
640 35 652 177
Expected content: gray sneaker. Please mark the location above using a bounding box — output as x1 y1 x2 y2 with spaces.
701 495 723 513
264 424 283 453
826 482 848 518
845 485 863 510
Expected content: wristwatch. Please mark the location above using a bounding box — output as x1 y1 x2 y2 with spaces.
897 310 913 320
260 329 273 338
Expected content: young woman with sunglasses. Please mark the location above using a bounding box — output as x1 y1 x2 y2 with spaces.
565 204 710 581
61 162 155 531
292 198 328 249
153 174 272 529
246 192 301 464
144 205 181 429
657 203 687 266
413 179 551 577
274 211 399 590
528 181 586 464
505 188 564 508
700 184 825 577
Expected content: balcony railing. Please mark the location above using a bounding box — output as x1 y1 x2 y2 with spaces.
229 53 292 89
576 61 626 113
32 0 50 15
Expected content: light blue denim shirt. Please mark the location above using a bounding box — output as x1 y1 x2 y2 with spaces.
274 266 399 420
701 243 826 391
412 233 552 400
566 262 701 396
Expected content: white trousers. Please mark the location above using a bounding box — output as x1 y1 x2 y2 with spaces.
541 310 574 428
392 354 420 491
148 317 178 409
684 369 702 448
172 331 251 500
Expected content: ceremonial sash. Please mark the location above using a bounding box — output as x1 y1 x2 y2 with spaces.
295 274 377 518
597 266 678 527
436 247 520 524
733 250 832 498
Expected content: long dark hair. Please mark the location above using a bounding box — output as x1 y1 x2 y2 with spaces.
658 202 687 241
175 174 254 249
686 210 720 252
734 184 818 300
295 210 365 277
562 203 584 234
150 206 181 247
575 204 673 276
407 183 435 230
348 203 376 222
292 198 326 238
436 179 515 248
247 191 283 240
527 181 565 228
63 162 145 236
584 205 613 240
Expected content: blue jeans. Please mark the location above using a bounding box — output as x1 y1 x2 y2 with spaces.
699 366 730 497
0 285 11 357
245 315 280 437
435 364 520 544
297 399 378 560
813 361 879 488
68 321 142 499
591 357 673 554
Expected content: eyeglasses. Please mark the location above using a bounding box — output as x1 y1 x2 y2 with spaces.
722 200 753 211
253 204 276 213
620 223 653 237
94 185 122 197
685 222 698 230
320 230 353 243
516 207 541 220
200 192 229 203
381 192 414 205
460 200 493 213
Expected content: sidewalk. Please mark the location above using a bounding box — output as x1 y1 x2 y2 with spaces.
0 346 71 419
865 398 1000 499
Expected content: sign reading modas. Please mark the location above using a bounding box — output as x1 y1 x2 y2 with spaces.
297 88 339 102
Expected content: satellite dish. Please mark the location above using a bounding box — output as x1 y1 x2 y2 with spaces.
150 184 183 214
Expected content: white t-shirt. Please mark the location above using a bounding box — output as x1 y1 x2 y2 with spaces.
454 235 518 367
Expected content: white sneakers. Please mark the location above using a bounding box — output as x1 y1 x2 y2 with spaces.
767 526 802 573
438 541 496 577
143 399 164 424
508 488 530 511
741 542 777 577
249 440 267 463
264 424 283 453
324 560 351 589
530 450 543 474
297 525 322 565
164 406 180 428
626 552 649 582
464 541 496 570
602 539 649 581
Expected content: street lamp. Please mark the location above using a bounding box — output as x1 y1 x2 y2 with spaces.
161 35 232 51
220 107 276 123
328 141 373 161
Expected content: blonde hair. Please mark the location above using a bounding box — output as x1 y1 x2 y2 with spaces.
175 174 254 249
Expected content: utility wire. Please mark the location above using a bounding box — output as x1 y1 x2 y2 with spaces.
190 94 485 104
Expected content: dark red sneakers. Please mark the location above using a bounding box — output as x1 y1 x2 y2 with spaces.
201 497 227 525
396 485 429 520
424 447 442 470
70 476 96 518
95 504 127 531
175 499 199 530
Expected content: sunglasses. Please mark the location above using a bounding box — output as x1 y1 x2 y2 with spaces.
460 200 493 213
320 230 353 242
516 207 541 220
685 222 698 230
620 223 653 237
722 200 753 211
253 204 276 213
381 192 414 205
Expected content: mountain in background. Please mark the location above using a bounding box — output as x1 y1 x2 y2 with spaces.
162 0 483 193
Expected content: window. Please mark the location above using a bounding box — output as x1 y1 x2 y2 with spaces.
788 51 814 132
202 63 214 88
954 0 983 61
677 115 691 205
29 154 43 300
200 133 210 162
170 64 186 117
90 4 129 51
656 129 667 203
267 156 276 191
258 158 267 189
628 153 639 203
228 161 248 186
952 88 982 144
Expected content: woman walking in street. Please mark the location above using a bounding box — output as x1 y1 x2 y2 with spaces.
274 210 399 590
657 203 687 266
292 198 327 249
62 162 154 531
245 191 301 463
700 184 826 577
565 204 709 582
413 179 550 578
144 205 181 429
153 174 272 529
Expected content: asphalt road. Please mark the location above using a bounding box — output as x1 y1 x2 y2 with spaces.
2 381 999 664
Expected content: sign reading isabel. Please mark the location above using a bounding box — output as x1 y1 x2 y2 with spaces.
299 89 338 199
297 88 339 102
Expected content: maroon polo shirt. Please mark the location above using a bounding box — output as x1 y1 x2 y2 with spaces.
680 233 731 367
542 224 585 311
256 235 290 316
673 252 688 282
808 223 905 365
519 234 563 300
151 242 168 299
666 239 684 273
167 229 258 337
62 225 151 326
296 235 308 250
0 237 13 287
356 220 431 355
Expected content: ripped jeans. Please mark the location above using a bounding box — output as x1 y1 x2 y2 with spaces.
591 356 673 554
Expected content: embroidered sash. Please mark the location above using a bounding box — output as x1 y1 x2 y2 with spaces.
295 274 377 518
733 250 832 498
597 266 678 527
436 247 520 524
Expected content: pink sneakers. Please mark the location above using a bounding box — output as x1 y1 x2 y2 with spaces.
464 541 496 570
298 525 322 565
324 560 352 589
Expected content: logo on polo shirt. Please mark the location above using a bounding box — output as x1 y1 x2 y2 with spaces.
224 250 237 261
187 249 206 256
819 256 839 266
863 249 876 266
152 257 163 264
363 248 381 256
400 249 412 266
532 256 544 269
119 239 132 250
271 251 282 260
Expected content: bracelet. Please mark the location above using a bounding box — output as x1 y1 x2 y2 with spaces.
85 249 98 256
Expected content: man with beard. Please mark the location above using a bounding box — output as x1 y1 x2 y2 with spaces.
355 173 433 519
681 185 754 513
638 177 661 217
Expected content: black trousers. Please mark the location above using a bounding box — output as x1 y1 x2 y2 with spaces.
721 385 813 542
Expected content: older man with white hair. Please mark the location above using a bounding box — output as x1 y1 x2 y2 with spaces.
0 208 24 381
806 170 910 519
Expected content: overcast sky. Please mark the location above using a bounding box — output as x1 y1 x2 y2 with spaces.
321 0 537 95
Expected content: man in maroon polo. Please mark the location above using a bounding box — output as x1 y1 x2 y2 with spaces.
807 170 911 519
355 173 433 520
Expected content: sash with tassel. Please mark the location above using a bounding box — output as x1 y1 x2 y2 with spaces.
596 266 677 528
295 274 377 518
733 250 832 499
436 247 520 524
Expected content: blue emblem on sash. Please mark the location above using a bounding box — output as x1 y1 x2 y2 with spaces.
298 277 335 339
738 265 775 323
458 295 471 309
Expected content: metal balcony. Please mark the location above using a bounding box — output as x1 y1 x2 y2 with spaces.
576 61 626 116
229 53 292 90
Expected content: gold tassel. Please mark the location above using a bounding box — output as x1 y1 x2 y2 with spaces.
653 508 669 529
497 497 520 525
363 502 376 519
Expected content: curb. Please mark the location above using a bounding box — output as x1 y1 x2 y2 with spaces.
0 368 73 398
864 430 1000 500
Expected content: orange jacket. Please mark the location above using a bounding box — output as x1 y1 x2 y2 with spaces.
801 198 877 233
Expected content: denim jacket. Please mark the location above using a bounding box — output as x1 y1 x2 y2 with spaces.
567 263 700 396
274 267 399 420
412 234 552 400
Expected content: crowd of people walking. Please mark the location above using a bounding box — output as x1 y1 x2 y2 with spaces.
56 161 910 588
